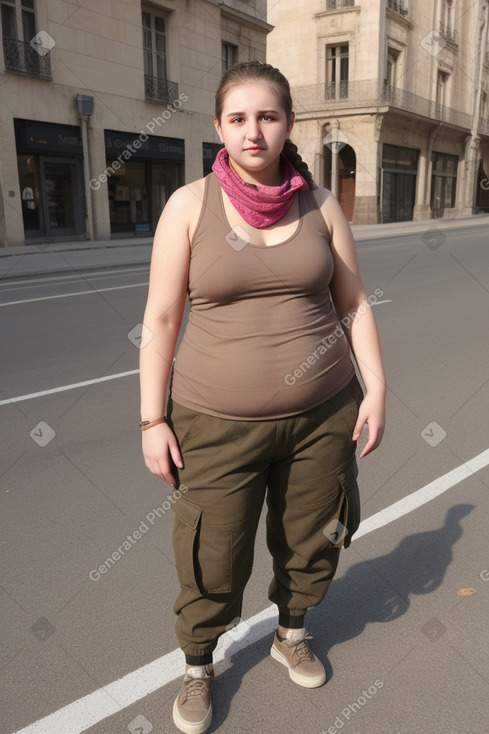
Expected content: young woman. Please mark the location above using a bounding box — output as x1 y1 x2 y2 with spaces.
140 61 386 734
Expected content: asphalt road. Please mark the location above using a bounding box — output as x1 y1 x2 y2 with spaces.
1 224 488 734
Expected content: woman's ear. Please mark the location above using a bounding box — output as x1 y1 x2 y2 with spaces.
213 117 224 143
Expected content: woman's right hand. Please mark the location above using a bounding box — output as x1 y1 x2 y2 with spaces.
142 423 184 486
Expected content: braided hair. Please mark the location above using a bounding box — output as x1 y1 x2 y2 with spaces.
214 61 315 189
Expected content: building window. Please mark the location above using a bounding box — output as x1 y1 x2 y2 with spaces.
1 0 51 78
386 48 400 88
222 42 237 75
142 9 178 103
143 10 167 81
326 0 355 9
326 44 349 99
436 70 449 113
387 0 409 17
439 0 458 46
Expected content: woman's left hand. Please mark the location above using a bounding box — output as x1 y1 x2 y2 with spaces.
352 392 386 458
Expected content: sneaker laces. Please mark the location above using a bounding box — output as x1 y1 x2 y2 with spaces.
287 633 316 662
181 669 212 703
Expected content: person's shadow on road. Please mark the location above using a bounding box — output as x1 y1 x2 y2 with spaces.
209 503 474 731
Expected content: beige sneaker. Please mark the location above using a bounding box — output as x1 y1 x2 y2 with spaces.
172 666 214 734
270 629 326 688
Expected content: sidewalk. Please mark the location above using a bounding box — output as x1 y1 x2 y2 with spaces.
1 213 488 281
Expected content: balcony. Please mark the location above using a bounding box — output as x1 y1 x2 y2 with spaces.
438 21 459 48
326 0 355 9
144 75 179 104
291 79 474 131
325 81 349 100
387 0 409 18
3 37 52 79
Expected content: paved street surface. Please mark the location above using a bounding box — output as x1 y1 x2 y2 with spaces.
1 219 488 734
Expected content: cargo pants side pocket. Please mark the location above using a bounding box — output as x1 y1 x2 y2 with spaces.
324 456 360 549
336 456 360 549
172 499 235 594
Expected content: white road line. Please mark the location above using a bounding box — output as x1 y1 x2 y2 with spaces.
0 370 139 406
354 447 489 538
11 446 489 734
0 282 148 307
0 266 149 291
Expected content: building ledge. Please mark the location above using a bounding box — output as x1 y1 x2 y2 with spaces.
291 80 478 132
219 3 273 33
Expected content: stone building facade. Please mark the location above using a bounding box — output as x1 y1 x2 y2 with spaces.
0 0 271 246
267 0 489 223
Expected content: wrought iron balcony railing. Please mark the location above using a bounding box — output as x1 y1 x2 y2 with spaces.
438 21 459 47
3 37 52 79
325 81 349 100
326 0 355 9
144 75 179 104
291 79 478 132
387 0 409 18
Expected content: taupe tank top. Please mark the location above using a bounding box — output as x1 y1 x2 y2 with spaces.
171 173 355 419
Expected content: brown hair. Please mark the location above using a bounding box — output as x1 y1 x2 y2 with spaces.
215 61 315 189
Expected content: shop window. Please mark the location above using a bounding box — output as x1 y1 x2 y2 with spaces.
1 0 51 77
18 153 42 233
381 144 419 223
326 44 349 100
107 160 183 235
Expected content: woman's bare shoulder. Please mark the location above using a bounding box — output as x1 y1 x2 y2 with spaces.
165 177 207 213
310 184 334 207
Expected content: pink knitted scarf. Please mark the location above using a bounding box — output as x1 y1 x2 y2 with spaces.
212 148 308 229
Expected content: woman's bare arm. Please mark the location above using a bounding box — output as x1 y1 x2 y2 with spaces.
139 184 200 484
315 188 387 458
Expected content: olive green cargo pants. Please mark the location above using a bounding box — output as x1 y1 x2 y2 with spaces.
166 376 363 664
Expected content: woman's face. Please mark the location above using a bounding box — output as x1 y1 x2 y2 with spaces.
213 82 295 185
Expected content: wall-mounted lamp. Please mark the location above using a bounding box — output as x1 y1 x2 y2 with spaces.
76 94 94 116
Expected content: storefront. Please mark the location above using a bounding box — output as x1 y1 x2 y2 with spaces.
15 119 86 241
381 144 419 223
103 130 184 235
203 142 223 176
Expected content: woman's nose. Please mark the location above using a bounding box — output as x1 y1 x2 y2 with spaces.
246 121 262 141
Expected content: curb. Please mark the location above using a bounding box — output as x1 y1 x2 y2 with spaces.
0 215 488 281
